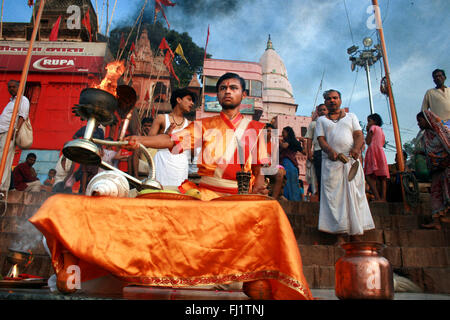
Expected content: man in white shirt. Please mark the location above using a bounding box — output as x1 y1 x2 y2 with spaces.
421 69 449 127
305 103 328 198
0 80 30 192
316 89 374 245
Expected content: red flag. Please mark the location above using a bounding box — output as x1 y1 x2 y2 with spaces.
130 42 135 53
49 16 62 41
82 11 92 41
203 25 210 61
28 0 34 7
144 90 150 101
130 55 136 67
156 0 175 6
158 37 174 58
119 33 125 49
154 1 172 29
163 51 179 83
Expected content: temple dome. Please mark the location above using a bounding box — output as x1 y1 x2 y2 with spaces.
259 35 294 101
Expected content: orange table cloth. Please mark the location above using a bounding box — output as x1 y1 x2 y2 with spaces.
29 194 312 300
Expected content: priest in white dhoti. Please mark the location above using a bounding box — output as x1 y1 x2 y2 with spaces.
315 89 375 245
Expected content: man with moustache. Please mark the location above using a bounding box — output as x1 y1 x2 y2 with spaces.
125 72 269 200
315 89 374 245
421 69 450 128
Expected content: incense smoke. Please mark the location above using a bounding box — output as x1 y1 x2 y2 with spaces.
10 221 43 252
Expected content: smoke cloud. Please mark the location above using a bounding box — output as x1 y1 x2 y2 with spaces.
10 221 43 252
121 0 256 30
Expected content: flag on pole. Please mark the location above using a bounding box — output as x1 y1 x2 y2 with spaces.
175 43 189 65
154 0 175 29
144 90 150 101
163 51 179 83
49 16 62 41
130 42 135 53
157 0 176 6
82 11 92 41
130 55 136 67
158 37 174 58
28 0 34 7
203 25 210 61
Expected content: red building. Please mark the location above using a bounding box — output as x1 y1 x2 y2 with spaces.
0 0 107 180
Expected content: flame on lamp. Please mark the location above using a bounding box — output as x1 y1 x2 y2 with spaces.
8 264 19 278
92 60 126 97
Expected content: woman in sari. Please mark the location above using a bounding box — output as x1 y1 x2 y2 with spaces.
280 126 303 201
416 111 450 229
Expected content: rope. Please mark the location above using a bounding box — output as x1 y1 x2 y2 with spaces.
400 171 420 207
117 0 148 61
105 0 118 36
343 0 355 44
347 68 359 108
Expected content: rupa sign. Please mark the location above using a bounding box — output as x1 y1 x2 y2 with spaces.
0 41 107 73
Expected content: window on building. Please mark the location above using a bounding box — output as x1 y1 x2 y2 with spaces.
244 79 250 96
250 80 262 97
301 126 307 137
204 77 218 93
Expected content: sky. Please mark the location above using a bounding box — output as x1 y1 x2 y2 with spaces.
2 0 450 162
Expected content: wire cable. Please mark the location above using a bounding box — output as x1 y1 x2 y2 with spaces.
343 0 355 44
347 68 359 108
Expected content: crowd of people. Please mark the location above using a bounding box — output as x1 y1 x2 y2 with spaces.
1 67 448 240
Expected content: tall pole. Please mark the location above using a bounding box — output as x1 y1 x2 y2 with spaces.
371 0 409 211
0 0 46 186
364 60 375 114
0 0 4 40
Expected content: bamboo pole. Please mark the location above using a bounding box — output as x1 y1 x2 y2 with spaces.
95 0 99 31
371 0 410 211
0 0 4 40
117 0 147 61
105 0 118 36
0 0 46 186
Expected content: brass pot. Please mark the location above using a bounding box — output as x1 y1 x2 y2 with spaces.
335 241 394 300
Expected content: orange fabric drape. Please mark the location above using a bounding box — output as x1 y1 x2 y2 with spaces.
29 194 312 300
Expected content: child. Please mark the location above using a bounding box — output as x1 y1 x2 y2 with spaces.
298 179 305 201
42 169 56 192
364 113 390 202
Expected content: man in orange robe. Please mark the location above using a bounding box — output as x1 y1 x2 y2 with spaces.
29 73 313 300
126 72 270 200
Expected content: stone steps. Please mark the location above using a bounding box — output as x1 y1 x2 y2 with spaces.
298 244 450 268
281 198 450 294
291 224 450 247
302 265 450 294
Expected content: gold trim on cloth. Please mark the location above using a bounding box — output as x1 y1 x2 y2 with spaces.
120 270 312 300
